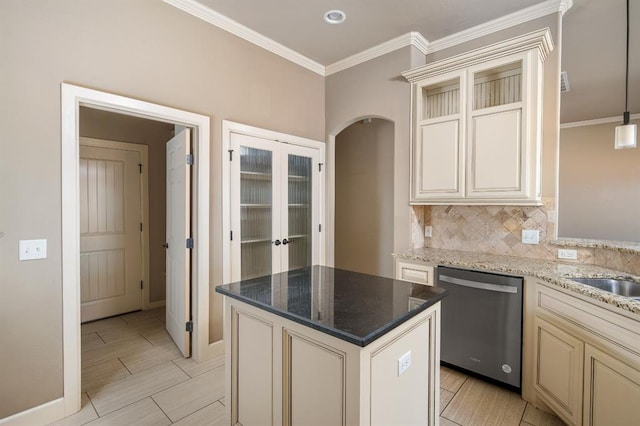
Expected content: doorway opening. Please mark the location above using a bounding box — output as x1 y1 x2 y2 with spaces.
333 117 395 277
61 83 213 416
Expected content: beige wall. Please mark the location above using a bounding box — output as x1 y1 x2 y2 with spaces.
335 119 394 277
326 46 426 259
80 107 173 302
0 0 324 419
558 118 640 242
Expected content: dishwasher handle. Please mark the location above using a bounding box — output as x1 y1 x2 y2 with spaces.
439 274 519 294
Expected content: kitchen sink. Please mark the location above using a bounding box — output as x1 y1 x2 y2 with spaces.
571 278 640 300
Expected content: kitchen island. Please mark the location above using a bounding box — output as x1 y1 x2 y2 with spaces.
216 265 447 426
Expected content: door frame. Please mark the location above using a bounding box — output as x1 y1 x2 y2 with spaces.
61 83 212 416
221 120 325 285
79 138 151 314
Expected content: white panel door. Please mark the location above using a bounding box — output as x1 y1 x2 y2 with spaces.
80 144 142 322
166 129 191 357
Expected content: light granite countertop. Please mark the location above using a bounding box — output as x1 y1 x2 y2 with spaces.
395 247 640 316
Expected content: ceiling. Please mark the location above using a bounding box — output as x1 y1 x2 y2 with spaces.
189 0 638 123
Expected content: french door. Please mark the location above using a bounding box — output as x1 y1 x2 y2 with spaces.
230 133 321 281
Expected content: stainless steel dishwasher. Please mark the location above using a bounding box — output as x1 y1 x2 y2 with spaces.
436 266 523 390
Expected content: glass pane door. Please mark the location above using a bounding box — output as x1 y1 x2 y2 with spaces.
239 146 273 280
286 153 313 270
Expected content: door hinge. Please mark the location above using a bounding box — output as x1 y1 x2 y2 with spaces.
319 224 322 232
228 149 234 161
140 222 143 232
186 154 194 165
138 163 142 173
186 238 194 249
230 230 233 241
140 280 143 290
186 321 193 333
318 163 323 172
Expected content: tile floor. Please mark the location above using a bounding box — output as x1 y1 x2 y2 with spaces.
52 307 564 425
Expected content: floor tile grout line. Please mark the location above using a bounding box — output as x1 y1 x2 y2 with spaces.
84 392 99 423
150 395 174 423
117 356 134 376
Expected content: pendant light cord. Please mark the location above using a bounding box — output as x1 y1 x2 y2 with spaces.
624 0 630 120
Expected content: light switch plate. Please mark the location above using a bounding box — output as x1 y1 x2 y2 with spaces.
398 351 411 376
424 226 432 238
19 239 47 260
521 230 539 245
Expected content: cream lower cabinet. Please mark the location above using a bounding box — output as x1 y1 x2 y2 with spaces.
533 281 640 426
395 258 435 286
583 344 640 426
224 297 441 426
533 317 584 425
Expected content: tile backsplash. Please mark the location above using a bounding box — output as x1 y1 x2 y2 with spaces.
411 199 640 276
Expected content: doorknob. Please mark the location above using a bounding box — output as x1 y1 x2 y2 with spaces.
282 238 289 245
273 240 281 246
163 243 169 249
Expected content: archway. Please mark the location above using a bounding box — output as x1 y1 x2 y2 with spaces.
333 117 395 277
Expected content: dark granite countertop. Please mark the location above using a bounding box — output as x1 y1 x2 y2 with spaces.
215 265 447 347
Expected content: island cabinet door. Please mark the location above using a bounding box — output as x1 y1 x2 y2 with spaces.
533 317 583 426
583 344 640 426
229 132 322 282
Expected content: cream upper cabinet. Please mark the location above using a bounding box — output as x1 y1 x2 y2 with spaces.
413 71 466 200
403 29 552 205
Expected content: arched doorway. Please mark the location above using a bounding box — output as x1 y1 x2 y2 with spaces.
334 118 394 277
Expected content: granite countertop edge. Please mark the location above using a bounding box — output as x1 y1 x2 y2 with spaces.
216 285 448 347
395 248 640 316
551 238 640 254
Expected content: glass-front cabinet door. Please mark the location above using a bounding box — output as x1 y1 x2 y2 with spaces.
230 133 321 281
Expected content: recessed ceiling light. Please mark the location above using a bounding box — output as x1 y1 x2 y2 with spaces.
324 10 346 24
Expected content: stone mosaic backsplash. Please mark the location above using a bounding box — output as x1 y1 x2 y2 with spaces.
412 199 640 276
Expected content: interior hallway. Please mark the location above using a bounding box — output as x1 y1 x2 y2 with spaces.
51 307 562 426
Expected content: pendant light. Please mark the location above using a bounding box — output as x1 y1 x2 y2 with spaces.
615 0 637 149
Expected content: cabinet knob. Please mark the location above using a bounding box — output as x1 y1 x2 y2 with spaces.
273 240 281 246
282 238 289 245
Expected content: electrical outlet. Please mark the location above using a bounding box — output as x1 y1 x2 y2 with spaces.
19 239 47 260
521 230 539 245
558 249 578 260
398 351 411 376
424 226 432 238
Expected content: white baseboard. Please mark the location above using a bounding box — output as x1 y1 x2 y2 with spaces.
0 397 66 426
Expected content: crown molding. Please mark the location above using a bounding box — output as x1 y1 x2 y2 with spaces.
427 0 573 54
325 32 429 76
163 0 325 75
164 0 572 77
560 113 640 129
402 28 553 82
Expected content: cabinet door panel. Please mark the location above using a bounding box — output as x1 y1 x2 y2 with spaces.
415 120 463 199
534 317 583 426
584 344 640 426
469 109 522 196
